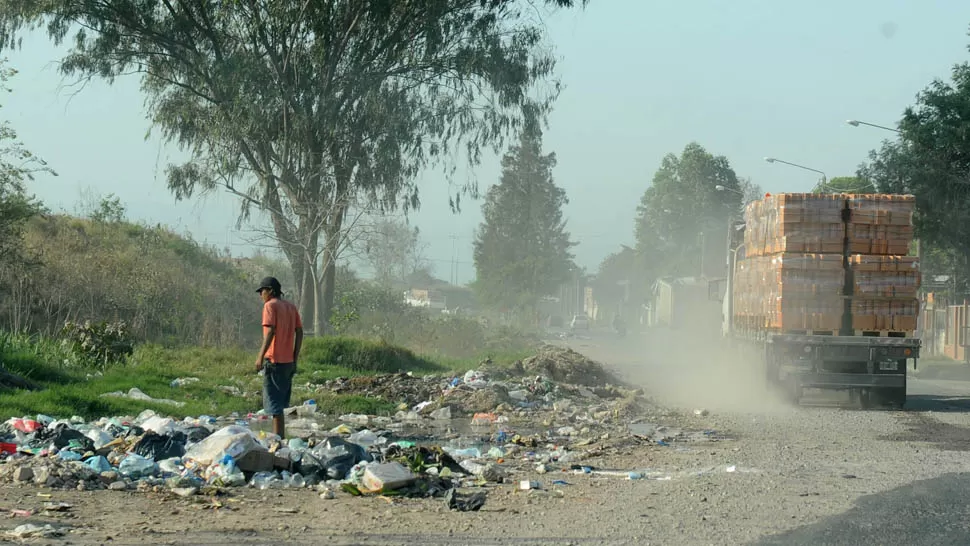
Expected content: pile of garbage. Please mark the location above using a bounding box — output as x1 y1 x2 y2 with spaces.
0 413 463 501
0 404 607 509
318 345 639 417
0 348 666 506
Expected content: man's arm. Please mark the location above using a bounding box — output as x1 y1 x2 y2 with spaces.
294 327 304 361
256 326 275 370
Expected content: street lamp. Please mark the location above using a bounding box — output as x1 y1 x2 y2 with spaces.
715 184 744 196
846 119 901 134
764 157 827 190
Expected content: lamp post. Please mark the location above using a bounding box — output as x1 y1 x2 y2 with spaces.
846 119 901 134
715 184 744 196
764 157 827 191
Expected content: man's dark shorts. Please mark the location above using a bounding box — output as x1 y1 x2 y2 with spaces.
263 360 295 416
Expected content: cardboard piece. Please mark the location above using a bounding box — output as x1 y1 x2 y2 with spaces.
362 462 416 492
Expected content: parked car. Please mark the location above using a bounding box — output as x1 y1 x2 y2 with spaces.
570 314 590 330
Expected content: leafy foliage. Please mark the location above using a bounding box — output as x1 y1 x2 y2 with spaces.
362 218 432 288
89 194 126 223
0 59 48 283
330 282 408 335
473 125 575 315
60 319 133 368
0 0 578 333
814 176 876 194
634 142 743 280
593 245 638 317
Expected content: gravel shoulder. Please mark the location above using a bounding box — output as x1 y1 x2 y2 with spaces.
4 330 970 545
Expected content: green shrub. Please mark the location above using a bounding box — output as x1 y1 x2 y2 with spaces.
61 319 134 368
299 336 443 375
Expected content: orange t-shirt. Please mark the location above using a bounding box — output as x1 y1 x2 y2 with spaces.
262 298 303 363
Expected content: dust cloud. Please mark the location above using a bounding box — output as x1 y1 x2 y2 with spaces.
571 327 793 414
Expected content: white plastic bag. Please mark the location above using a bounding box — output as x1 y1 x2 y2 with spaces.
183 425 263 466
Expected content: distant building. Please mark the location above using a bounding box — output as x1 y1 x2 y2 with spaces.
404 288 447 311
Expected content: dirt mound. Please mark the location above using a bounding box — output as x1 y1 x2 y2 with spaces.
325 373 443 407
457 385 512 414
520 346 618 387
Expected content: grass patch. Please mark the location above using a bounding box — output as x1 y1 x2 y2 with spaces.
0 333 534 421
300 336 444 375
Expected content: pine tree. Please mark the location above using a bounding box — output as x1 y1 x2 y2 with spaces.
473 125 575 317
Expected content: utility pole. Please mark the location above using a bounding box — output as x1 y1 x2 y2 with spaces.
449 235 459 285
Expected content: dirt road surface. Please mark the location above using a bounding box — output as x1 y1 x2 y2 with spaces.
5 329 970 545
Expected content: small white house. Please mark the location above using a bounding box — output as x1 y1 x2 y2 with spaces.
404 288 447 311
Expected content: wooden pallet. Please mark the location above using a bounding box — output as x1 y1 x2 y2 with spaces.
781 329 839 336
853 330 913 338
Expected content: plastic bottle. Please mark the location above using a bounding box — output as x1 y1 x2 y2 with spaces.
347 430 379 447
250 471 282 490
284 472 306 488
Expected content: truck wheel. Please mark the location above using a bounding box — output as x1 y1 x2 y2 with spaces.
877 387 906 409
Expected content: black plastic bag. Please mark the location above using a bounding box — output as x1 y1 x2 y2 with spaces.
183 426 211 444
312 437 371 480
296 451 325 480
125 426 145 439
445 489 486 511
132 431 185 461
33 424 94 451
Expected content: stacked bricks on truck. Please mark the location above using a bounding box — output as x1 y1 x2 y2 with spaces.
727 193 921 408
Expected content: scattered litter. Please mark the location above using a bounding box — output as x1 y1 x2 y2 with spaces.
101 387 185 407
7 523 64 539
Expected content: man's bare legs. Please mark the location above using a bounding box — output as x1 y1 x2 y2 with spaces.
273 414 285 438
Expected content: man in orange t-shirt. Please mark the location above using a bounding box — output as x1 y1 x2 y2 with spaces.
255 276 304 438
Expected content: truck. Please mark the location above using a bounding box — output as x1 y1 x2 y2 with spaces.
718 193 921 408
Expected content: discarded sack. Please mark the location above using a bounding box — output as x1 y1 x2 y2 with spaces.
133 431 186 461
445 489 487 512
312 436 371 480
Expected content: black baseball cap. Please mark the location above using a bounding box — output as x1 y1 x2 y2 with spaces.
256 276 282 294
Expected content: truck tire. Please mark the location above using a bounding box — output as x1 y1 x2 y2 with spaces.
876 387 906 409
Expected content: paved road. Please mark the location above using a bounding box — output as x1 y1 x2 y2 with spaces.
568 328 970 545
755 472 970 546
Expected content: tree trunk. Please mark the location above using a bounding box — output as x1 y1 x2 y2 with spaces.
298 228 319 334
317 206 346 336
320 246 337 334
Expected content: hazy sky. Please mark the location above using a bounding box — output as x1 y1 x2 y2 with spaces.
7 1 970 284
